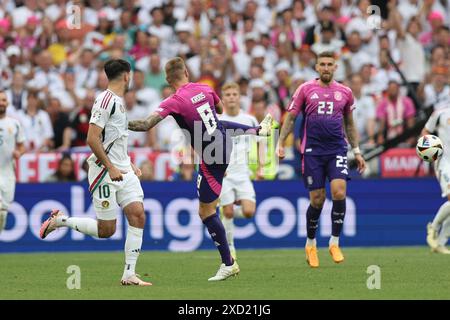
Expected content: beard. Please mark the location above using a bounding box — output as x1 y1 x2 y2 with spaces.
0 106 6 115
320 73 333 84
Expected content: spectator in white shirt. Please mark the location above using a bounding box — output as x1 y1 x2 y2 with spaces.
17 91 54 151
28 50 65 94
423 67 450 110
73 48 98 90
125 90 152 148
132 69 160 111
349 73 376 147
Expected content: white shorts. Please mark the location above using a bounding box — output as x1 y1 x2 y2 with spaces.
88 165 144 220
436 160 450 197
0 176 15 211
219 173 256 206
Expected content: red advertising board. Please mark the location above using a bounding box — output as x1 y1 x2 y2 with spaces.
380 148 431 177
15 149 176 182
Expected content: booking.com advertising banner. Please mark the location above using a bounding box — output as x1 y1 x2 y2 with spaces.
0 179 443 253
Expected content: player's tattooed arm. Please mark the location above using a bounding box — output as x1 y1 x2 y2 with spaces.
279 112 297 144
276 112 297 159
128 113 164 131
343 112 359 148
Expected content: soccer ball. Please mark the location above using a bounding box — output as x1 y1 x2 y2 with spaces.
416 135 443 162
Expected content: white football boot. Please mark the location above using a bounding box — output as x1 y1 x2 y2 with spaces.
432 246 450 254
426 223 439 250
208 260 240 281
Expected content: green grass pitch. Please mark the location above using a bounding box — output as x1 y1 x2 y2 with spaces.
1 247 449 300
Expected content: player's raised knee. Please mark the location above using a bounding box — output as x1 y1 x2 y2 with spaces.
98 224 116 238
223 207 234 219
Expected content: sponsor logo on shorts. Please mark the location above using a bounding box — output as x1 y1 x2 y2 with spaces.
101 200 110 209
307 176 313 185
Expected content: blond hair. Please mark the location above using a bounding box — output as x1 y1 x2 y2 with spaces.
221 82 240 93
165 57 186 85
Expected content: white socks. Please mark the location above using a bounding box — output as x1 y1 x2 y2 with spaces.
329 236 339 247
123 226 143 277
233 206 245 219
432 201 450 230
438 218 450 247
222 216 235 247
306 237 339 247
306 238 316 247
0 210 7 232
57 216 99 238
221 206 247 248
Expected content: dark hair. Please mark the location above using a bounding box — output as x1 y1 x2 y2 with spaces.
104 59 131 81
55 154 76 181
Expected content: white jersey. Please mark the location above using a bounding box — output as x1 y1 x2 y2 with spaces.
425 107 450 167
0 116 25 176
219 112 259 176
88 89 131 171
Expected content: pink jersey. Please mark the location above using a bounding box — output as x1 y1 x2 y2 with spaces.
288 79 355 155
155 82 226 154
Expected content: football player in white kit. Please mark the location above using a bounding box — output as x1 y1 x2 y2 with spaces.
0 90 26 233
219 82 262 260
424 107 450 254
40 59 152 285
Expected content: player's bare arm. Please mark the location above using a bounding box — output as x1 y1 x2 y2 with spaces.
87 123 123 181
276 112 297 159
13 142 26 160
128 112 164 131
131 162 142 177
343 112 366 174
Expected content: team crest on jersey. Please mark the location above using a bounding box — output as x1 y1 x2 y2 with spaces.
310 93 319 99
93 110 102 121
80 114 88 123
334 91 342 101
120 104 125 113
8 127 13 134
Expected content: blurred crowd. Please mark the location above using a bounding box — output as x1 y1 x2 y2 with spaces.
0 0 449 180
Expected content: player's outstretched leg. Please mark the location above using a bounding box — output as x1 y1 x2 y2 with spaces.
121 202 152 286
201 202 239 281
40 209 100 239
219 113 273 137
428 199 450 251
329 180 347 263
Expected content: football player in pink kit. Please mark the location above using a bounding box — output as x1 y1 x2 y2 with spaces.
276 51 366 268
129 57 273 280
